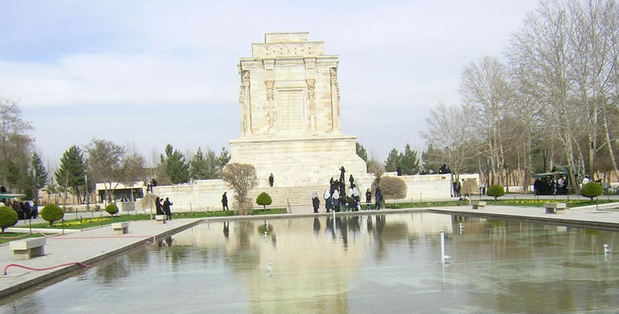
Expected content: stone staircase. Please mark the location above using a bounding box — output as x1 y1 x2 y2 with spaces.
248 185 329 207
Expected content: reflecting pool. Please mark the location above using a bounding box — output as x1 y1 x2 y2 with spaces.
2 213 619 313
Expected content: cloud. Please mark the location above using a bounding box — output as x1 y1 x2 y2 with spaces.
0 53 235 107
0 0 540 162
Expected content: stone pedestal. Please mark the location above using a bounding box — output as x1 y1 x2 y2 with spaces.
230 135 367 187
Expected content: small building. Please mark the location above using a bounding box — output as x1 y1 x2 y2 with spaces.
95 182 146 203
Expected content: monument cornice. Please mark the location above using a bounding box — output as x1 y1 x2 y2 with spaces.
239 55 339 62
230 135 357 145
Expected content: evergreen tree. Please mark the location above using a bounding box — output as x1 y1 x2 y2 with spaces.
31 152 48 189
55 145 87 202
190 147 219 180
216 147 231 173
190 148 207 180
161 144 190 184
421 144 443 173
356 142 368 162
384 148 401 172
31 152 48 202
399 145 420 175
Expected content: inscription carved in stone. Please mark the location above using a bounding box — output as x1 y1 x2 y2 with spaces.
239 32 341 137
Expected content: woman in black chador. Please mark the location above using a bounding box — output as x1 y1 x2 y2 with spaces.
163 197 173 220
155 197 163 215
222 192 229 211
312 192 320 213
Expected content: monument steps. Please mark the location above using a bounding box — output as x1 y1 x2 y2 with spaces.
248 185 329 207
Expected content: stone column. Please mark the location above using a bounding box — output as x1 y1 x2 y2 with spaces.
240 70 252 136
306 79 317 132
329 67 340 132
265 80 276 134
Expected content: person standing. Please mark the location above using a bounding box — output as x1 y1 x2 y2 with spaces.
163 197 173 220
365 188 372 204
22 202 32 219
350 185 360 211
222 192 229 211
312 192 320 213
332 189 340 212
375 187 383 210
31 201 38 219
155 197 163 215
323 189 331 212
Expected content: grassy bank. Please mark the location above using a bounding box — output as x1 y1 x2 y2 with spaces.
484 199 615 207
365 199 617 210
0 232 49 245
26 208 288 230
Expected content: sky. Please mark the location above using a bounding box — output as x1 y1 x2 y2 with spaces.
0 0 540 168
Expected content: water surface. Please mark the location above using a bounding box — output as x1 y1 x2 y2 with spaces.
1 213 619 313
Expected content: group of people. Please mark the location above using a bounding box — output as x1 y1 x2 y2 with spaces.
318 186 384 212
154 197 173 220
311 167 385 213
534 176 569 195
1 200 38 220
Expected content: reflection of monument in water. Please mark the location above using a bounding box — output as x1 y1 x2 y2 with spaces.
172 214 454 313
229 32 369 189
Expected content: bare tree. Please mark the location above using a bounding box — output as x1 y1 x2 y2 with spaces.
221 163 257 215
367 157 385 189
0 99 33 192
119 152 146 201
461 56 514 185
87 139 125 203
422 103 478 176
509 1 581 191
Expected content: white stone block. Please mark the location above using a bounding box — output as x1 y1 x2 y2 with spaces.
10 237 46 259
112 222 129 234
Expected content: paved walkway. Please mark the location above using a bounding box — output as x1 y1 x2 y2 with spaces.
430 202 619 230
0 218 203 298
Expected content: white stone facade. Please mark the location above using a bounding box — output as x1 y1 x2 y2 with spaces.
238 32 341 138
230 32 368 188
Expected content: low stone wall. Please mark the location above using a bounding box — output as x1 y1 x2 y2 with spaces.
382 173 479 202
148 173 479 212
153 180 232 212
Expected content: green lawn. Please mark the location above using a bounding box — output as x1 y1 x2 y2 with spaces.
484 199 616 208
363 199 616 210
27 208 288 230
381 200 469 209
0 232 48 245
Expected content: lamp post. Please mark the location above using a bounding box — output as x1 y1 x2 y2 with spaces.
85 174 91 217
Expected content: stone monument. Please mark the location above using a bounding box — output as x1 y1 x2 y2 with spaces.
151 32 468 211
229 32 368 187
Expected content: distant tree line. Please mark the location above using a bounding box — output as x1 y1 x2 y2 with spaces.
0 98 233 204
157 144 230 185
423 0 619 192
356 142 420 176
0 99 47 200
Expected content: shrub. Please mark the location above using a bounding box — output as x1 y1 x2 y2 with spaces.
41 204 64 226
379 176 407 199
256 192 272 209
222 163 258 215
257 223 274 235
105 203 119 216
487 185 505 200
0 206 18 232
581 182 603 200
